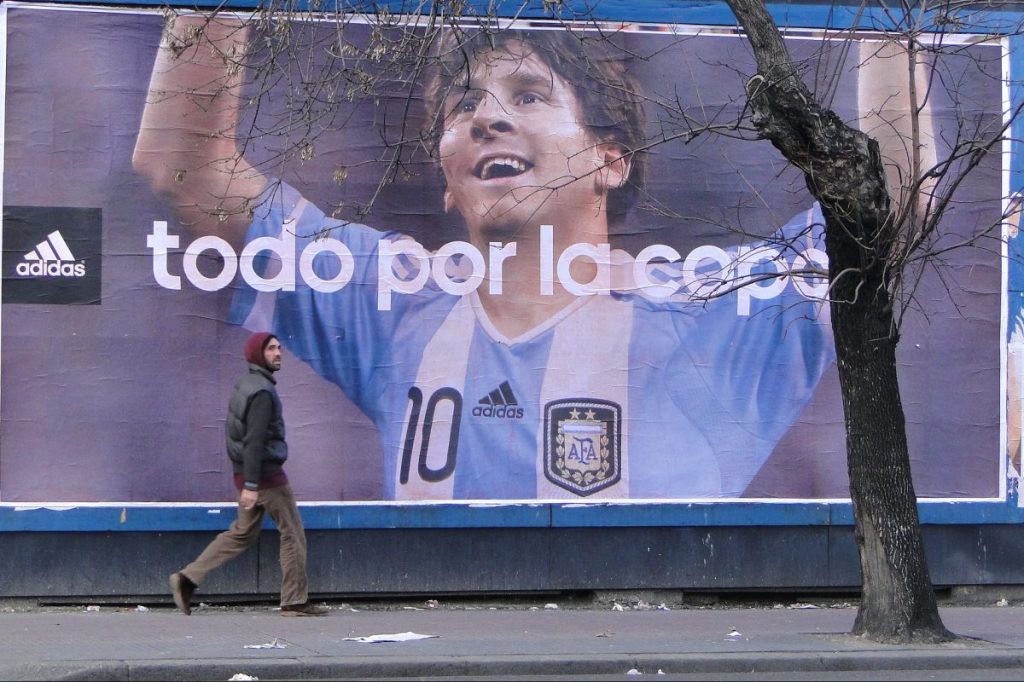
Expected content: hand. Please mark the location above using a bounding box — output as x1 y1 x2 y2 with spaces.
1009 334 1023 476
240 488 258 510
856 40 936 220
132 13 261 247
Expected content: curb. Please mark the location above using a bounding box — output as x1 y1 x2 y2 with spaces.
12 649 1024 681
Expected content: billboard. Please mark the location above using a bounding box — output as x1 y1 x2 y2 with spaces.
0 3 1007 505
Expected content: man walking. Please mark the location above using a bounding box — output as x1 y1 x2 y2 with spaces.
169 332 327 617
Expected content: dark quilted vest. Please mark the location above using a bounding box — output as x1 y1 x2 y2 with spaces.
225 364 288 465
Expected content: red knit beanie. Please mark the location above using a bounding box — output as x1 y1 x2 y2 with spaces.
243 332 277 370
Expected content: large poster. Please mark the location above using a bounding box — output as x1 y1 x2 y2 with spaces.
0 3 1005 504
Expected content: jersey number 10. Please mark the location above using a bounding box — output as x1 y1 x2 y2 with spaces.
399 387 463 484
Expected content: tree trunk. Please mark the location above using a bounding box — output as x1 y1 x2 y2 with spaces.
725 0 953 642
826 214 952 643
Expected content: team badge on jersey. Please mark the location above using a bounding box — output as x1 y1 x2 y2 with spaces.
544 399 621 496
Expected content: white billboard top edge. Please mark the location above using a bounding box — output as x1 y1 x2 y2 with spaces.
1 1 999 47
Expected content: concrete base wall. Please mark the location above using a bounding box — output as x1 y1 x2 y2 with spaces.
3 524 1023 599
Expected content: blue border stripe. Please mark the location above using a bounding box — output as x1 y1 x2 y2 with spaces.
2 500 1023 532
551 502 833 527
303 503 551 529
24 0 1024 32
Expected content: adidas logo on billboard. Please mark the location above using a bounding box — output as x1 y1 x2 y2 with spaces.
472 381 524 419
15 230 86 278
3 206 102 305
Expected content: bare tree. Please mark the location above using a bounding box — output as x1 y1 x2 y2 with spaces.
725 0 1017 643
134 0 1014 643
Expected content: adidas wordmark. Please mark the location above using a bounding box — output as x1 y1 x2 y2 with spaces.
16 230 86 278
472 380 524 419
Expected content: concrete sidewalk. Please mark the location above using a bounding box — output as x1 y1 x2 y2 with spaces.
3 600 1024 680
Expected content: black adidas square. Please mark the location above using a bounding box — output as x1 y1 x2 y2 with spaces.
2 206 102 305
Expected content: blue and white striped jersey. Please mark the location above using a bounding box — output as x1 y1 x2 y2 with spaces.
230 183 835 500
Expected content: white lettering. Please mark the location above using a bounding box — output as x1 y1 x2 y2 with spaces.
488 242 517 296
540 224 554 296
147 220 180 290
183 236 237 293
634 244 682 299
378 239 430 311
735 245 788 316
147 221 829 315
557 242 611 296
790 247 830 300
240 230 296 292
298 238 354 293
682 245 731 299
15 261 86 277
432 241 485 297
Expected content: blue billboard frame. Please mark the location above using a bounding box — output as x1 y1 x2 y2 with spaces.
1 497 1022 532
2 0 1021 534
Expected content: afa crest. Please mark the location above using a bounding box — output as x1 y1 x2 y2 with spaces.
544 399 621 496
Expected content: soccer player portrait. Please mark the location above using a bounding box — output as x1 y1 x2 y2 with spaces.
133 15 951 501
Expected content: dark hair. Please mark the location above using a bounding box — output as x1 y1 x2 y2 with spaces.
423 28 647 224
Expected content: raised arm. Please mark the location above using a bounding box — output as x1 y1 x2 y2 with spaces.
133 14 265 248
857 38 937 223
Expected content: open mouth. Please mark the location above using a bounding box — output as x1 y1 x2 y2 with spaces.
475 156 532 180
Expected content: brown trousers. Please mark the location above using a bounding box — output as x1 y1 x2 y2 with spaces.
180 483 308 607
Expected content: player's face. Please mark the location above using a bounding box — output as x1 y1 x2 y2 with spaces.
438 41 616 237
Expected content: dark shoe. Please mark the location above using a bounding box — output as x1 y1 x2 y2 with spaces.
281 602 329 617
169 572 195 616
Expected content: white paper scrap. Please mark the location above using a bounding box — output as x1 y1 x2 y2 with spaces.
243 638 287 649
343 632 439 643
